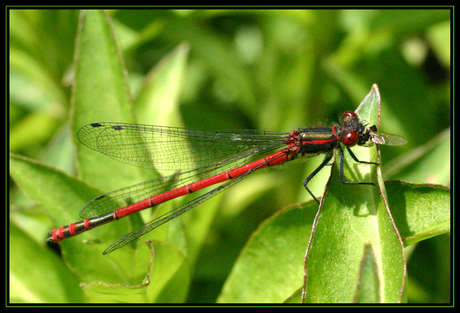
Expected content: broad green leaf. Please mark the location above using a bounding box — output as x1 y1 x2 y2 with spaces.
386 181 450 246
58 10 147 281
302 84 406 303
11 11 192 302
82 241 190 303
67 10 191 301
72 10 142 192
10 154 190 303
217 201 317 303
9 221 84 303
133 42 189 126
10 154 132 284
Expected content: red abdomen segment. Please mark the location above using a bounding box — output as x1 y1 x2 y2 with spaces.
49 149 292 243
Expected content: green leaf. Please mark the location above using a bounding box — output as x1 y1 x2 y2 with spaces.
72 10 145 193
353 243 380 303
69 10 191 301
82 241 190 303
217 202 317 303
10 154 132 284
72 11 131 124
10 154 190 303
9 221 85 303
133 42 190 126
10 11 193 303
302 84 406 303
386 181 450 246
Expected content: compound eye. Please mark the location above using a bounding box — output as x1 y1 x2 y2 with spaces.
342 130 359 147
340 111 357 126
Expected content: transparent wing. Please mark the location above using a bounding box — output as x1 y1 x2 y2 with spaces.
78 122 288 218
370 131 407 146
77 122 288 170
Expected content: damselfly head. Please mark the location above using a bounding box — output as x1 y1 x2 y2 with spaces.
340 111 359 128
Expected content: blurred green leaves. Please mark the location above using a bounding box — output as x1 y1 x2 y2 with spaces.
9 9 450 304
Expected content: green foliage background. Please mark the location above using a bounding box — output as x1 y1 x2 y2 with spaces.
9 9 450 303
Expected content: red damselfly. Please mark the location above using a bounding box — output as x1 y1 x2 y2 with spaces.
48 111 406 255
